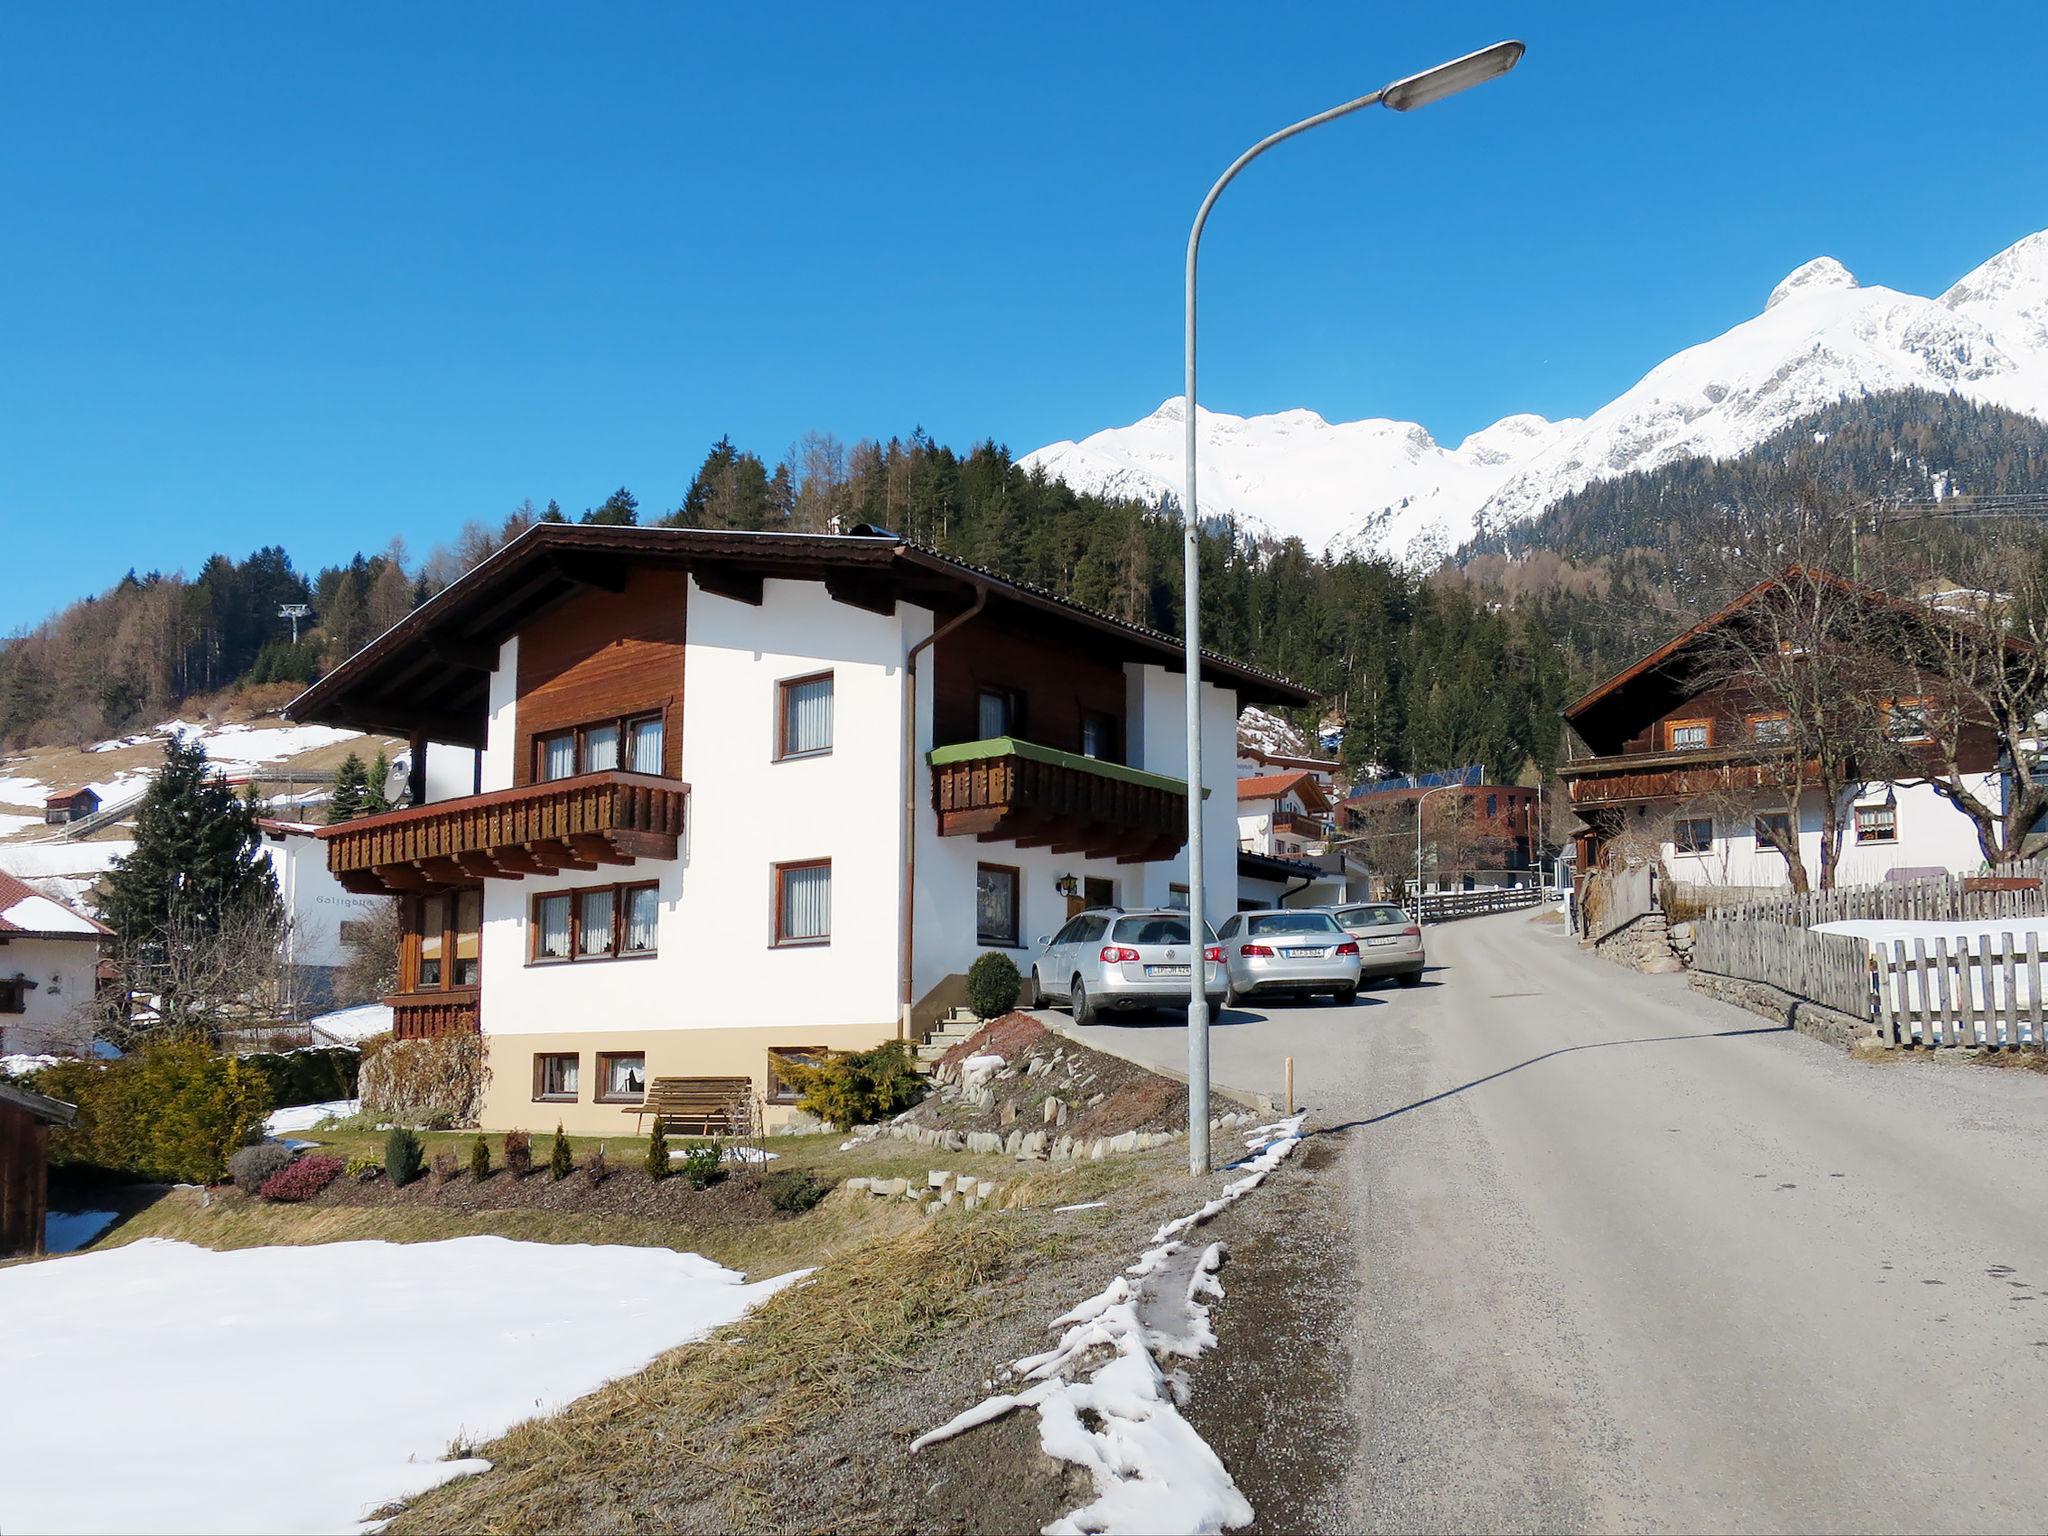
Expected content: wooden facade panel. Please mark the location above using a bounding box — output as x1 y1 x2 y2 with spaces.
932 617 1128 759
930 752 1186 862
388 990 481 1039
514 566 688 786
0 1103 49 1260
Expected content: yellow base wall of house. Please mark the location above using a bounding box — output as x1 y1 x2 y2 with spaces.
477 1022 902 1138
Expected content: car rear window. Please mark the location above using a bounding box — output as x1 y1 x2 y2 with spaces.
1110 916 1217 945
1245 912 1342 938
1339 906 1410 927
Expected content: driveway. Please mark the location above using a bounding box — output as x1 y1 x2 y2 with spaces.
1043 907 2048 1532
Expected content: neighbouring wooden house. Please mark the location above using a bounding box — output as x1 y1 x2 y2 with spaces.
285 523 1315 1135
0 1081 77 1259
0 871 113 1057
1558 569 2003 889
41 788 100 826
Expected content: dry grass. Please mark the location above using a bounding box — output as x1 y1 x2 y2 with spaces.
390 1218 1016 1535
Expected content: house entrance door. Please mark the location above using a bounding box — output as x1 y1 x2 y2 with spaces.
1066 876 1115 919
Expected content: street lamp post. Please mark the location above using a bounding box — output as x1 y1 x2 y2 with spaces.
1182 40 1525 1174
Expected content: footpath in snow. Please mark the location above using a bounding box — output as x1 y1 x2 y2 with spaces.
914 1114 1308 1536
0 1235 804 1535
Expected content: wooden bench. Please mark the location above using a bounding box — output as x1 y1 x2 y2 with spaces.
626 1076 756 1136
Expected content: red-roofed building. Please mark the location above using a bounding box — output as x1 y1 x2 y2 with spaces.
0 870 112 1056
1237 771 1333 859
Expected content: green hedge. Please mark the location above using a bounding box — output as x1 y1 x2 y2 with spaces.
239 1047 359 1108
37 1038 274 1185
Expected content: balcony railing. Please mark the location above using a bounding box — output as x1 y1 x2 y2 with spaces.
928 737 1191 864
1561 744 1814 808
322 770 689 895
388 989 480 1039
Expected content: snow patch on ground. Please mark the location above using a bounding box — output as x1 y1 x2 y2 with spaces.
263 1098 361 1135
307 1001 394 1044
0 773 53 806
913 1114 1308 1535
0 1236 806 1534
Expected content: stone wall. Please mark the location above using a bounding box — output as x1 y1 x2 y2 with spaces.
1592 910 1684 974
1686 968 1876 1049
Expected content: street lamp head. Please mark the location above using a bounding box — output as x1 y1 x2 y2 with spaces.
1380 40 1525 112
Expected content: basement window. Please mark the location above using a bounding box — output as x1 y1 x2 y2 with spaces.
1673 817 1714 855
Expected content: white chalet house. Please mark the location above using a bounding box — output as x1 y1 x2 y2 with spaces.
289 525 1314 1134
0 870 111 1057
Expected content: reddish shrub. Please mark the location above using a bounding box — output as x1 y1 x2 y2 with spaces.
258 1155 345 1203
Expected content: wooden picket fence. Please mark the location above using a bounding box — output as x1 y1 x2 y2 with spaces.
1415 887 1543 925
1873 932 2047 1049
1712 865 2048 929
1585 862 1657 944
1691 918 1875 1022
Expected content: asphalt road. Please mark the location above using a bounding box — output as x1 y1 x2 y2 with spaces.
1049 907 2048 1533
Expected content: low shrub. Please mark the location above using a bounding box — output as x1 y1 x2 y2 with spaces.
42 1037 274 1185
345 1154 383 1182
763 1168 830 1213
258 1154 344 1203
468 1133 490 1181
585 1145 610 1185
965 951 1022 1020
239 1047 359 1109
430 1150 458 1185
358 1034 483 1127
549 1124 573 1180
644 1120 668 1180
228 1142 296 1194
503 1129 532 1177
385 1125 425 1188
769 1041 927 1131
675 1140 723 1190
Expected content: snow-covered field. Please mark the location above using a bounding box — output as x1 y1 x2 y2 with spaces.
0 1236 805 1535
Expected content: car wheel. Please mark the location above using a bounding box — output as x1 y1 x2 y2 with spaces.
1397 971 1422 988
1223 982 1242 1009
1071 977 1096 1025
1028 968 1046 1009
1336 985 1357 1006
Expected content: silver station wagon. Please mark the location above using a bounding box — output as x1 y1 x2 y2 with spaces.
1217 908 1362 1006
1031 907 1226 1025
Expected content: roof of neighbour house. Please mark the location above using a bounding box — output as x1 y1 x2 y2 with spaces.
1236 771 1332 813
0 870 112 941
1237 849 1327 882
1348 765 1485 799
256 818 323 839
286 524 1318 745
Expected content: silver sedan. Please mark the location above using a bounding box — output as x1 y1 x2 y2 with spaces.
1216 908 1362 1007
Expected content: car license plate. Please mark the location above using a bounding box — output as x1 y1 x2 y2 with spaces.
1146 964 1190 976
1282 947 1326 959
1368 936 1399 946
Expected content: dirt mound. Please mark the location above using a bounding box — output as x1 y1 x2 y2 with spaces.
914 1012 1192 1145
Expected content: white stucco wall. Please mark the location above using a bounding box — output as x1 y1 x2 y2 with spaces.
0 935 99 1055
1121 668 1237 922
262 831 388 971
1656 776 2000 887
481 633 519 795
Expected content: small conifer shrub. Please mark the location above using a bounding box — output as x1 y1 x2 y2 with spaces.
549 1123 573 1180
645 1119 668 1180
676 1140 723 1190
384 1125 425 1188
468 1132 491 1181
965 951 1022 1019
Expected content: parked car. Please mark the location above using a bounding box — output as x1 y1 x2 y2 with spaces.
1330 902 1426 987
1031 908 1225 1025
1216 909 1362 1006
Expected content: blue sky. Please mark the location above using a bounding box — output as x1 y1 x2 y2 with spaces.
4 3 2045 627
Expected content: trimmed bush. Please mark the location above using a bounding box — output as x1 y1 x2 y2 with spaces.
239 1047 359 1109
228 1142 295 1195
258 1155 344 1203
763 1168 829 1213
644 1120 668 1180
468 1133 490 1181
769 1041 926 1132
965 951 1022 1020
430 1150 458 1185
675 1140 723 1190
358 1034 483 1127
503 1129 532 1177
384 1125 425 1188
41 1037 273 1185
345 1154 383 1182
585 1145 610 1185
549 1124 572 1181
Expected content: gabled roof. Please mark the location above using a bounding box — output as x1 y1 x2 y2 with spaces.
43 788 99 807
0 870 111 940
287 525 1317 745
1236 770 1332 813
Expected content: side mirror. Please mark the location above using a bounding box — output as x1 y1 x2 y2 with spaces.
1035 935 1050 948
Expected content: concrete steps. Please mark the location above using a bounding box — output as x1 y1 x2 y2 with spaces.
914 1007 984 1067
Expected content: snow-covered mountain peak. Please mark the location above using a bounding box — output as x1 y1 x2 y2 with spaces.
1021 226 2048 565
1767 256 1859 310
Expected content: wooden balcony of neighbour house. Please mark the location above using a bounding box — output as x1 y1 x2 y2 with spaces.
1271 808 1330 841
928 737 1198 864
320 770 690 897
1559 743 1816 808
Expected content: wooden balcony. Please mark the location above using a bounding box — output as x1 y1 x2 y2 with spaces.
387 989 480 1039
929 737 1191 864
322 770 689 896
1561 745 1816 808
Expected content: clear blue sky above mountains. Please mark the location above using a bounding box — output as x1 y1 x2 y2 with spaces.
5 2 2045 627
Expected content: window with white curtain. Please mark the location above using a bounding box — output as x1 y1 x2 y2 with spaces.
540 732 577 781
535 893 572 960
578 888 616 956
778 673 834 759
583 722 620 773
623 885 660 953
628 715 664 774
775 861 831 944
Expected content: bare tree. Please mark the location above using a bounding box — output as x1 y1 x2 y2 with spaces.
86 902 296 1050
